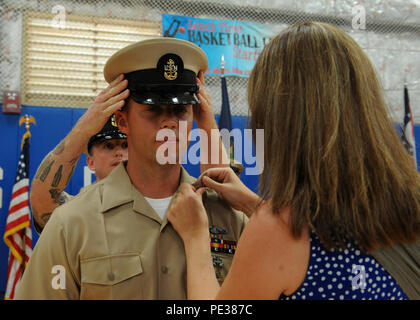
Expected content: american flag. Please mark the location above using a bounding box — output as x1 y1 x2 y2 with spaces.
3 131 33 300
401 85 417 166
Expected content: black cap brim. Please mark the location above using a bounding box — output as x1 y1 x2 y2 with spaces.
87 131 127 153
130 91 200 106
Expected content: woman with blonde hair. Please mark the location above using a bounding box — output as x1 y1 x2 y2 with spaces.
167 21 420 300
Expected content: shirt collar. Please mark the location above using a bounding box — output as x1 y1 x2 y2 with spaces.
100 162 197 226
100 161 133 213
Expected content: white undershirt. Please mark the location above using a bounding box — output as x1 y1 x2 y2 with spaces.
144 196 173 220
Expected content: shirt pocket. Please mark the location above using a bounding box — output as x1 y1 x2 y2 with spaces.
211 252 233 285
80 253 143 299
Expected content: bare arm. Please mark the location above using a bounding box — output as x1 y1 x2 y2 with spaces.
30 75 129 231
169 192 305 300
184 233 220 299
30 142 77 232
215 206 290 299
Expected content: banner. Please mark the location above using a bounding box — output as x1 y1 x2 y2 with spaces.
162 14 279 77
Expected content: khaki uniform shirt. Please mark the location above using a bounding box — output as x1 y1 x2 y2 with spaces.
16 162 248 299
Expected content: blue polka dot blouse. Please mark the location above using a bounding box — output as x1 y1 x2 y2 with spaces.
280 230 408 300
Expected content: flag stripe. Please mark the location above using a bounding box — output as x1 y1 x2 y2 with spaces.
6 252 14 288
10 265 22 300
11 233 24 253
4 215 30 235
5 255 20 300
10 179 29 194
4 223 30 266
7 199 30 217
6 206 30 226
11 185 29 200
8 195 29 214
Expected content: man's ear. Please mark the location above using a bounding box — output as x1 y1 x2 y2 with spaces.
115 110 129 135
86 155 95 172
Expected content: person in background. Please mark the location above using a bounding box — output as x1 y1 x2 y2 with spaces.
167 21 420 300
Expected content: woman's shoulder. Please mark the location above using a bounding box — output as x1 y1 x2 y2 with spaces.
219 202 309 298
251 202 295 236
239 202 310 296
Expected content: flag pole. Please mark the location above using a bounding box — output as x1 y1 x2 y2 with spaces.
221 54 225 78
220 55 234 161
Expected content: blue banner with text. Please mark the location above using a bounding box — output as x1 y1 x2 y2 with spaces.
162 14 278 77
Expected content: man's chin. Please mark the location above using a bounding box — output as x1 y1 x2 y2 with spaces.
153 151 185 166
155 140 179 146
110 160 122 169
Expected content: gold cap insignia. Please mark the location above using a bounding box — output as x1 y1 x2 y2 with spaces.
111 114 118 127
164 59 178 80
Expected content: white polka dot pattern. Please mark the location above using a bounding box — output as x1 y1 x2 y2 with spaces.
280 231 408 300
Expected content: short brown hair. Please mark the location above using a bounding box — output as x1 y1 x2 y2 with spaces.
248 21 420 252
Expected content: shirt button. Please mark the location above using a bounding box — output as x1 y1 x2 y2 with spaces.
161 266 169 274
108 272 115 281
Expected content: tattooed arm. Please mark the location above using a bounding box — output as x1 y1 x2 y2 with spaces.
30 74 129 232
30 143 79 232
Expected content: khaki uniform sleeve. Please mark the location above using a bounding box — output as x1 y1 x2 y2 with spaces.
15 208 80 300
236 208 249 234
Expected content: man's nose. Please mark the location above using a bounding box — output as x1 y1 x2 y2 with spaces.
114 145 125 157
160 118 178 130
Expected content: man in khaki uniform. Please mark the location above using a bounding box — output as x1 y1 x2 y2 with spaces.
15 38 248 299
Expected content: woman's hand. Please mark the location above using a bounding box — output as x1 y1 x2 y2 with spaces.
195 168 262 217
193 71 216 130
167 183 209 244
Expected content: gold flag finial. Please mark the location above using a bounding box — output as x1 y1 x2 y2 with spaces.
19 114 36 133
19 115 36 150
